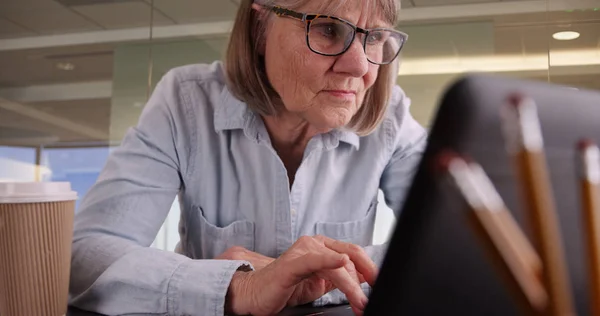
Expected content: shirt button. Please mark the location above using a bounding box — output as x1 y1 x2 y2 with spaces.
290 209 297 217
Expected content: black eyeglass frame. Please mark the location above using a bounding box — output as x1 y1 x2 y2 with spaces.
262 5 408 65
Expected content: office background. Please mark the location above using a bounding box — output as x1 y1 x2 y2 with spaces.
1 0 599 250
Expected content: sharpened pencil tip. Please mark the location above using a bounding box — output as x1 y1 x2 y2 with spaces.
507 93 526 107
577 138 596 151
435 150 461 173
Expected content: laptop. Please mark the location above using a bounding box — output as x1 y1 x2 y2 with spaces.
284 74 600 315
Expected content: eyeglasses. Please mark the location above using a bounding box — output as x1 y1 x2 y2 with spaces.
262 5 408 65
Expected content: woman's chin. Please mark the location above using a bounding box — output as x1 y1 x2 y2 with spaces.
301 105 356 131
312 115 354 132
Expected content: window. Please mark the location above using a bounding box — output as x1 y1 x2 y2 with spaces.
41 147 111 209
0 146 37 182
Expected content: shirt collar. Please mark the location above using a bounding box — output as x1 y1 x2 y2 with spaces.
214 87 251 132
215 86 360 150
328 129 360 150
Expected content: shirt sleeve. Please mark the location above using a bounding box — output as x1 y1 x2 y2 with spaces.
69 70 251 316
379 87 428 216
313 85 428 307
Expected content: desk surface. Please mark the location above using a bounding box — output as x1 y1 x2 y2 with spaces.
67 304 353 316
67 307 102 316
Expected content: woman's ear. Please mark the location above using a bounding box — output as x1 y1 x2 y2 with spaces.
251 3 264 12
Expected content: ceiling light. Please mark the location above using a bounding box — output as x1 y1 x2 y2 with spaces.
552 31 580 41
56 62 75 71
397 49 600 76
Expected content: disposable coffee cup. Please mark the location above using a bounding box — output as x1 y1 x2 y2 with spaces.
0 182 77 316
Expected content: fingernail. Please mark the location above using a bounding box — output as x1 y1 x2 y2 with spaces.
362 296 369 309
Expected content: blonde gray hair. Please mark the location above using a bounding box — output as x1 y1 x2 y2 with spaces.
225 0 401 136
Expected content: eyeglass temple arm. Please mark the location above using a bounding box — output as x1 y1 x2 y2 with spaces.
269 6 306 21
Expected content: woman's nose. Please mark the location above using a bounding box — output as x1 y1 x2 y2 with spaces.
332 38 370 78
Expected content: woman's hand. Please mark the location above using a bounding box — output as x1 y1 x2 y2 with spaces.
216 246 274 270
225 235 378 316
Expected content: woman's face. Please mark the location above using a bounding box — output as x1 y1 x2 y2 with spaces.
263 0 388 131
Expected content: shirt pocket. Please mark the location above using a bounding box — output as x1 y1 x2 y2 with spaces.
315 200 378 247
185 206 255 259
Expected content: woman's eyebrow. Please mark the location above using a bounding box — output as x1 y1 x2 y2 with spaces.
312 2 346 17
368 22 395 30
362 21 395 31
306 3 394 29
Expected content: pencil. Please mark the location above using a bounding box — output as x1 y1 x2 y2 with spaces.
440 153 547 314
501 95 575 316
468 163 543 283
578 140 600 316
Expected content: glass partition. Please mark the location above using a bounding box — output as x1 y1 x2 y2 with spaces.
1 0 599 248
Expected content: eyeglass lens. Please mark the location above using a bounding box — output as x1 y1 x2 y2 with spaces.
307 17 404 64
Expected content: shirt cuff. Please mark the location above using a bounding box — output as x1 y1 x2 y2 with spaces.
167 259 253 316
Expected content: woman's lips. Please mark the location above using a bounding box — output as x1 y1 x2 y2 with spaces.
323 90 357 99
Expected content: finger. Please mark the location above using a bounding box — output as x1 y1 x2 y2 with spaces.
316 235 379 286
342 257 361 284
315 254 367 311
215 246 247 260
280 251 347 288
357 272 366 284
352 305 364 316
317 265 368 312
241 250 271 263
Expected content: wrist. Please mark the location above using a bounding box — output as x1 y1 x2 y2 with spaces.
225 270 254 315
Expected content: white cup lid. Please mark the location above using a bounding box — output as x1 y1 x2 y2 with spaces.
0 182 77 204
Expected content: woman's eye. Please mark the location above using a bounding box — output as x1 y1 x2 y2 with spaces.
367 32 384 44
316 24 339 38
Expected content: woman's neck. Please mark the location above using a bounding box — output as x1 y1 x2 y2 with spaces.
261 112 328 186
262 111 326 152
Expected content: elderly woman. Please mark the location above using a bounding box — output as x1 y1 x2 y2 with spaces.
69 0 426 315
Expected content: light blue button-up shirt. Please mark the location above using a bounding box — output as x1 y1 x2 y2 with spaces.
69 61 427 315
